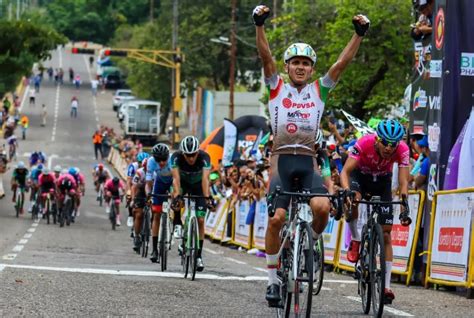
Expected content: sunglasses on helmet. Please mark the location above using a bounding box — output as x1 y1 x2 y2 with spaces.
377 136 399 148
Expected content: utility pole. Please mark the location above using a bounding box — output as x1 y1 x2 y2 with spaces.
171 0 179 146
150 0 154 23
16 0 20 20
229 0 237 120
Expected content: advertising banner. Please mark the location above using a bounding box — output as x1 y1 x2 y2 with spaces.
322 216 341 264
252 198 268 250
233 200 252 248
221 119 238 167
337 205 367 271
205 199 227 237
214 203 229 242
391 192 423 274
429 192 473 282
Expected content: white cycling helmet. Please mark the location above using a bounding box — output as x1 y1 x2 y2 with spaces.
315 129 323 146
180 135 200 154
284 42 317 64
54 165 62 173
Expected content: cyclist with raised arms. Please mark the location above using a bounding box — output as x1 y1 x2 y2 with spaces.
340 119 411 303
170 136 214 272
253 4 370 305
145 143 173 263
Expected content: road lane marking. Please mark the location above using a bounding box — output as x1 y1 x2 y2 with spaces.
27 228 36 233
23 233 32 239
253 267 267 273
224 257 247 265
2 254 16 261
84 55 99 124
0 263 268 281
19 239 28 245
203 247 221 255
47 154 59 170
0 264 4 272
51 84 60 142
346 296 413 316
12 245 24 253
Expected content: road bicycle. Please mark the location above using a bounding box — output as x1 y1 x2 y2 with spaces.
14 186 27 218
155 194 173 271
59 190 76 227
139 199 151 258
346 194 411 318
109 194 122 231
97 182 105 206
177 194 209 281
40 190 56 225
271 186 343 318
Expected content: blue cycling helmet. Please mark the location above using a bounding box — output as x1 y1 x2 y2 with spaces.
68 167 78 176
376 119 405 143
136 152 150 163
37 164 44 170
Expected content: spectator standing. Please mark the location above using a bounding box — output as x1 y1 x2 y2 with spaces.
69 67 74 83
91 78 98 96
20 115 29 140
70 97 78 118
101 131 111 158
0 147 8 198
41 104 47 127
29 88 36 106
74 74 81 90
92 130 104 160
47 67 53 81
3 97 11 115
34 74 41 93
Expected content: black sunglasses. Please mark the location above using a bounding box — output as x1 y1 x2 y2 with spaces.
377 136 399 148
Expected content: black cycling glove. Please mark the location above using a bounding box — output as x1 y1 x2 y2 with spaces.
352 14 370 36
253 5 270 26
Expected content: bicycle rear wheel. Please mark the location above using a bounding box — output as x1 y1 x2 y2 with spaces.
141 207 150 257
98 188 103 207
370 224 386 318
312 235 325 296
15 191 21 218
160 212 168 271
358 225 371 314
190 217 199 281
293 222 314 318
45 199 50 225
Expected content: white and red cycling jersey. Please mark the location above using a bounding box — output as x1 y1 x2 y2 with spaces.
349 134 410 176
267 73 335 156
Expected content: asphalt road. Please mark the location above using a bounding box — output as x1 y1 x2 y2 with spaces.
0 47 472 317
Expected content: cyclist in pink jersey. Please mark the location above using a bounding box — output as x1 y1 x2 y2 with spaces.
253 4 371 305
56 172 77 212
105 177 125 226
340 119 411 303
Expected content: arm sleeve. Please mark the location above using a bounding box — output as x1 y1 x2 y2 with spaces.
318 73 336 103
264 73 280 90
145 159 155 181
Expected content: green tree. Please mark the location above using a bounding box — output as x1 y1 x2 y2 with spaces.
0 20 66 96
266 0 412 119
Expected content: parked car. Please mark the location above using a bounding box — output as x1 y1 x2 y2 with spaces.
112 89 134 111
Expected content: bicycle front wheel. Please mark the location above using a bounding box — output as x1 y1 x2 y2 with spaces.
190 217 199 281
370 224 386 318
358 224 371 314
312 235 325 296
293 222 314 318
160 212 168 271
141 207 150 258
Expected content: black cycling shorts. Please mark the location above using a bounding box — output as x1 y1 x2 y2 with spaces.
269 154 326 211
133 194 147 209
349 169 393 226
181 180 206 217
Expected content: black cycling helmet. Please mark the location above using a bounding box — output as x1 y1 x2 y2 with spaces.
151 143 170 161
112 177 120 185
180 136 200 154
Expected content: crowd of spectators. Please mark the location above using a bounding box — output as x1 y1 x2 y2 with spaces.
95 125 144 165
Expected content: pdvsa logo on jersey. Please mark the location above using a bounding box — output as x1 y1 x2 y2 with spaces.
438 227 463 253
286 123 298 134
287 110 311 119
282 98 293 109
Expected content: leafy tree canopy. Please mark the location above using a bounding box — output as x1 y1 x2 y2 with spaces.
0 20 66 96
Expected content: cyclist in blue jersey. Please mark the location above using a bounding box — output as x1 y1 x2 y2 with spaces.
27 164 44 212
29 151 46 167
145 143 173 263
126 152 149 227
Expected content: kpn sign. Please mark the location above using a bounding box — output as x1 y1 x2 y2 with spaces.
461 52 474 76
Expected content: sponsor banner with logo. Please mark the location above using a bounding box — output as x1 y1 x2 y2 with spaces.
341 110 375 136
232 200 252 248
221 119 238 167
337 205 368 271
429 191 473 283
214 200 230 241
323 216 341 264
205 199 228 238
252 198 268 250
391 192 423 274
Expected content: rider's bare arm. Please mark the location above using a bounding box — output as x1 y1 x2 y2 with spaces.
256 24 277 78
340 156 358 190
171 168 181 197
327 33 363 83
398 166 410 198
202 169 211 198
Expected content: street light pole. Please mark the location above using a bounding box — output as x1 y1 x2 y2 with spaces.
171 0 179 146
229 0 237 120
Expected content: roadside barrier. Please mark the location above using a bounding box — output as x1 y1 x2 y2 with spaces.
426 187 474 290
108 148 128 180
